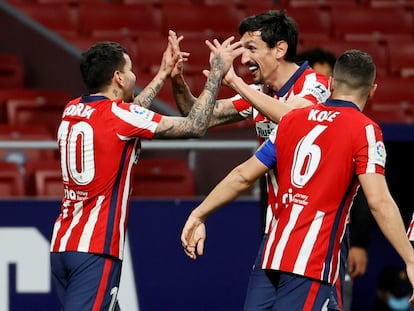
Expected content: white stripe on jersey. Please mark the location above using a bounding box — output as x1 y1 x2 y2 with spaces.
271 204 304 268
293 210 324 275
365 124 377 173
50 220 61 252
262 217 278 268
264 170 278 234
118 140 138 259
111 102 158 132
78 195 104 252
59 201 84 251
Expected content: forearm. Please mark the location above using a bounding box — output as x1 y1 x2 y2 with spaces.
153 60 223 139
191 166 254 220
227 76 291 122
371 201 414 265
172 75 197 116
133 71 168 108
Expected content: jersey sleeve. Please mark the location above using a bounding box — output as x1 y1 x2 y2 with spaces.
231 84 263 118
295 71 331 105
255 128 277 168
355 123 386 175
111 102 162 140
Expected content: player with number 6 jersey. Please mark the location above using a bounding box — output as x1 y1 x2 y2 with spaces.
180 50 414 310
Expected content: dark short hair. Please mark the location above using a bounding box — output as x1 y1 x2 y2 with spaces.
80 42 128 94
333 49 376 93
296 47 336 69
238 10 298 62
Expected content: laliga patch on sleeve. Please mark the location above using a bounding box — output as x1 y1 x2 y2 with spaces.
307 82 329 103
129 105 154 119
375 141 386 167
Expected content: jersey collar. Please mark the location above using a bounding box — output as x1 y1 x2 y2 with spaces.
324 98 360 111
269 61 310 97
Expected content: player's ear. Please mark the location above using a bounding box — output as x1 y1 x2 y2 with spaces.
114 70 123 86
275 40 288 59
329 76 334 92
367 83 377 99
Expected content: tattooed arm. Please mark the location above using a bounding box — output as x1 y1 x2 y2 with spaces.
154 37 243 138
170 37 245 127
133 30 182 108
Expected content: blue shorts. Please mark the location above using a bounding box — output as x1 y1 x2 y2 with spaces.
244 235 338 311
51 252 122 311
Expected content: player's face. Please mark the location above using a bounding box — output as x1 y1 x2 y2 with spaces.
120 54 136 102
240 31 278 85
313 62 333 77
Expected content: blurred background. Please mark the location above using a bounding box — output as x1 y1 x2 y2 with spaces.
0 0 413 310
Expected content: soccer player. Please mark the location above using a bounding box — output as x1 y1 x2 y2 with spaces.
171 10 330 310
49 32 243 310
180 49 414 310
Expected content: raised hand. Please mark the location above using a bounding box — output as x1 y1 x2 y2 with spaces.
206 36 243 78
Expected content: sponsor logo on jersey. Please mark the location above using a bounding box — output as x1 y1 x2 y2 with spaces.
256 122 276 139
281 188 309 208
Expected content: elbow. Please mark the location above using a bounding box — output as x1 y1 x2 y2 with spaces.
190 129 208 138
233 166 254 190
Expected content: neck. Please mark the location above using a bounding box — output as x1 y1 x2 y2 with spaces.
92 87 121 101
267 62 299 91
334 94 365 111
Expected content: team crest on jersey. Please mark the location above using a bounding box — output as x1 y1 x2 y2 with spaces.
375 141 386 167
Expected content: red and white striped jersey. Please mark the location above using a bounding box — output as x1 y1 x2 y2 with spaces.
231 63 331 233
255 99 386 284
50 95 162 259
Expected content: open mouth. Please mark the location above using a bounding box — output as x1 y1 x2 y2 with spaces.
249 65 259 75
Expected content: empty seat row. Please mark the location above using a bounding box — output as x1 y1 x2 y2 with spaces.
7 0 414 9
0 76 412 132
9 1 414 41
0 88 72 134
0 159 196 198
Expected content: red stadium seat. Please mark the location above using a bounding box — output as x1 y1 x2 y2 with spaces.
24 159 62 197
386 39 414 77
0 88 71 124
161 3 242 40
0 124 56 167
367 0 414 8
134 33 168 74
0 161 25 197
373 76 414 106
364 107 413 124
331 7 414 41
285 8 333 41
5 97 67 136
132 159 196 197
365 76 414 123
78 3 163 39
239 1 281 16
0 54 25 89
285 0 359 8
61 33 139 61
11 2 79 37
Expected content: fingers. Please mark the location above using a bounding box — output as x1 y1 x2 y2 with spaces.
182 243 197 259
410 293 414 307
196 238 205 256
